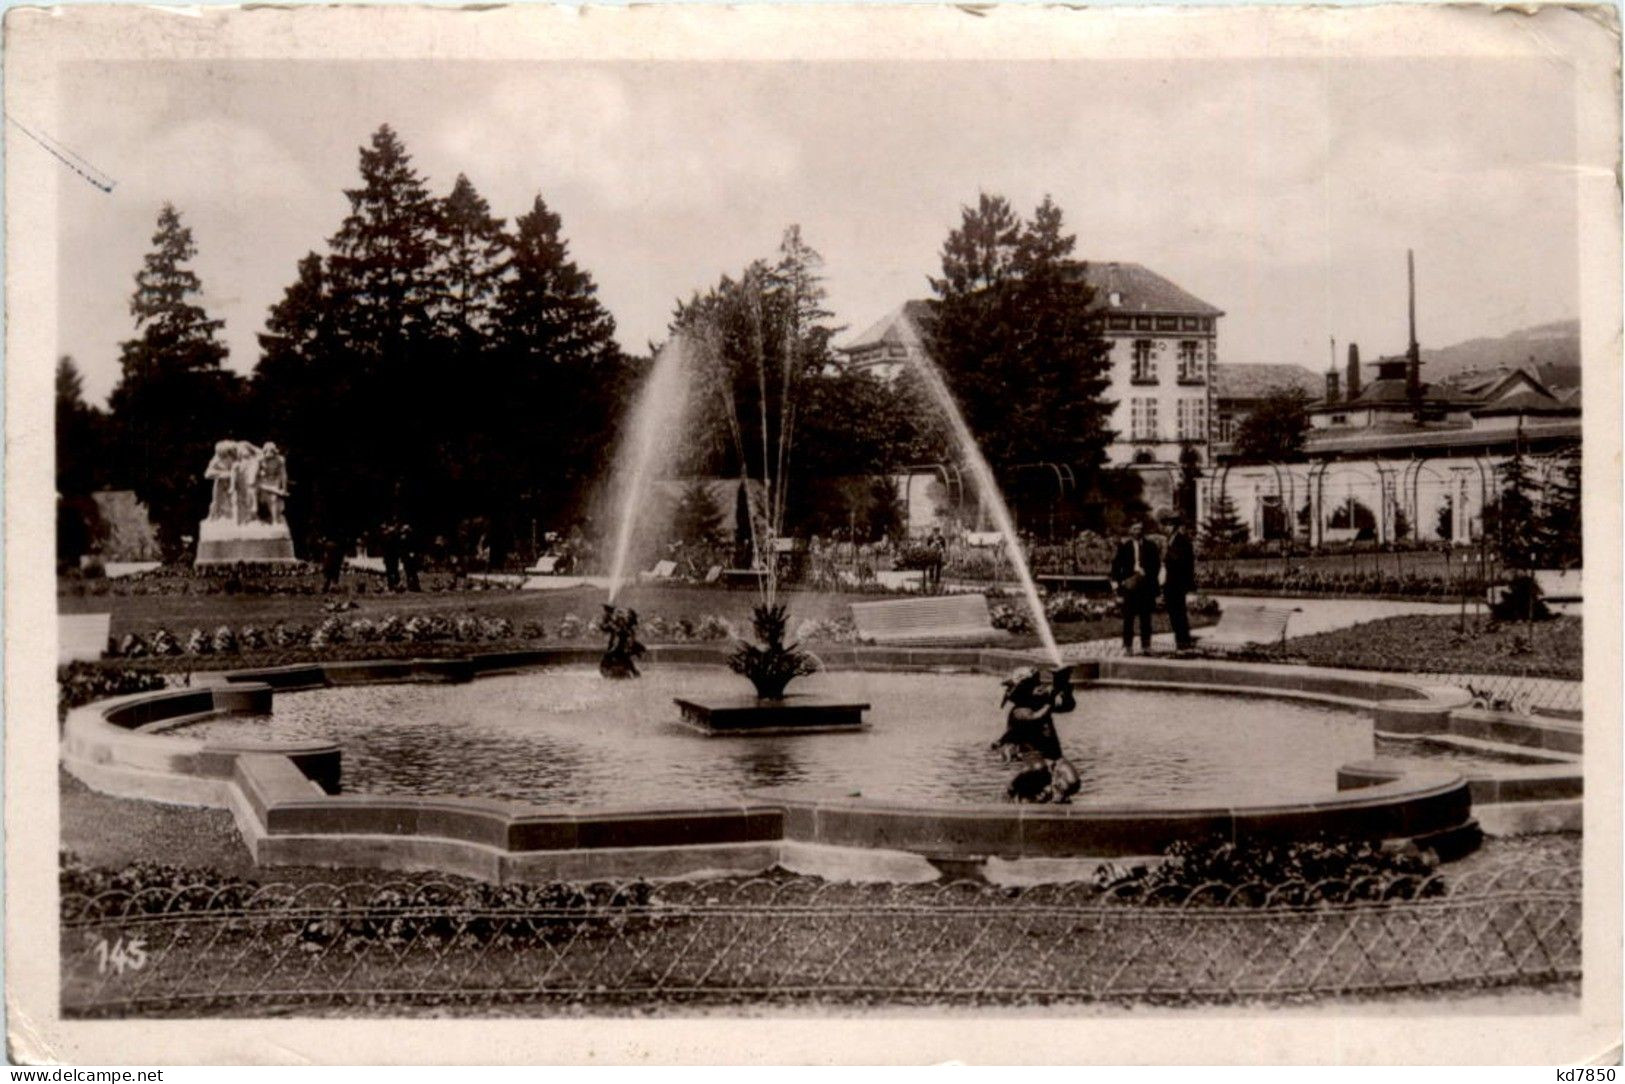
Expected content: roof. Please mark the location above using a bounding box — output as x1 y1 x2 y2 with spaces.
1213 363 1321 401
838 262 1222 353
1083 262 1224 318
1301 418 1581 456
1472 387 1576 416
842 301 934 354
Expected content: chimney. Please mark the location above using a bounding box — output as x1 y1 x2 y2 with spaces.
1346 342 1362 399
1325 335 1340 403
1406 249 1422 414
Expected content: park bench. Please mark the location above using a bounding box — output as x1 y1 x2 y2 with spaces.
1037 573 1114 595
638 559 678 583
1532 569 1582 603
530 555 561 574
721 568 769 590
1195 602 1297 651
59 613 112 664
850 593 1006 646
874 569 926 592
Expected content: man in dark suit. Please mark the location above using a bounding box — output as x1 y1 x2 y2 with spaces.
1111 521 1161 653
1161 513 1196 650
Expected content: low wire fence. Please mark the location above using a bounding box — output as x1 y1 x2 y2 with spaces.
62 865 1579 1015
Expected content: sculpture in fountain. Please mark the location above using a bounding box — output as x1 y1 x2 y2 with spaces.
598 605 646 679
195 439 298 565
676 603 866 735
993 666 1081 804
727 603 818 700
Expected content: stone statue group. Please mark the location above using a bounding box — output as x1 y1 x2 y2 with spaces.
204 440 289 526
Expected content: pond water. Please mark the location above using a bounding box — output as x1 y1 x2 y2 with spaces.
181 667 1409 808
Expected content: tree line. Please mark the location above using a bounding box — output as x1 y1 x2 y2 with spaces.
57 124 1127 566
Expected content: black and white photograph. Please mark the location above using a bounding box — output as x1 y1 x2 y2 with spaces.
5 2 1620 1066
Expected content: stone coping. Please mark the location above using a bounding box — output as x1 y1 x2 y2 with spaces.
62 645 1579 882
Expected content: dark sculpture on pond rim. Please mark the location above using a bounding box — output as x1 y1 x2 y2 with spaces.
992 665 1081 804
599 605 646 679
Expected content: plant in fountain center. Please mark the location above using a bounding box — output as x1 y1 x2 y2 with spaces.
728 603 820 700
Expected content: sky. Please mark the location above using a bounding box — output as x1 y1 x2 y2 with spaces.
44 56 1580 406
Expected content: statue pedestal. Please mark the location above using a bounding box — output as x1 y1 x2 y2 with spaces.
195 518 298 565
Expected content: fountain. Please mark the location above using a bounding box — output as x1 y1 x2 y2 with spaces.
604 337 695 604
905 355 1062 667
598 605 646 679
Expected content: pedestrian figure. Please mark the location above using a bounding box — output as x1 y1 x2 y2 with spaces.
320 536 345 592
1111 521 1160 653
380 523 401 591
1161 513 1196 650
401 524 422 592
926 527 946 589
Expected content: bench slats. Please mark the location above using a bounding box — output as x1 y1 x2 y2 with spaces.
851 594 1004 644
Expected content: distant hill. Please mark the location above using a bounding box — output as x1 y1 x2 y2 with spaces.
1418 319 1581 390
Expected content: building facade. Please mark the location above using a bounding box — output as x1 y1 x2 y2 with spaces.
1202 358 1580 548
836 262 1225 468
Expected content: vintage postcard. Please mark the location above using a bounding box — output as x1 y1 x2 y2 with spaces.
5 2 1620 1066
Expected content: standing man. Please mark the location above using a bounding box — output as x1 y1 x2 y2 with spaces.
1111 521 1161 654
1161 513 1196 650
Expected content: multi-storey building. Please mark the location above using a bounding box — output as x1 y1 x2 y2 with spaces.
836 262 1225 468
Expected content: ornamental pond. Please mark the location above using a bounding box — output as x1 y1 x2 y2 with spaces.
172 665 1521 810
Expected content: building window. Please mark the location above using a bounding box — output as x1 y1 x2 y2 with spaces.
1330 413 1349 425
1176 398 1207 440
1131 397 1160 440
1131 340 1156 384
1177 341 1202 383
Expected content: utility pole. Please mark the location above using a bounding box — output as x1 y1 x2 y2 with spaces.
1406 249 1423 421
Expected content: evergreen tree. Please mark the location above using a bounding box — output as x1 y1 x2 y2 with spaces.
1232 387 1311 462
56 357 109 564
1201 490 1248 549
252 252 364 541
1495 447 1540 569
492 193 626 536
56 356 106 497
1435 496 1454 541
1535 447 1581 568
672 481 724 546
107 203 241 555
433 174 508 345
925 193 1114 473
326 125 442 364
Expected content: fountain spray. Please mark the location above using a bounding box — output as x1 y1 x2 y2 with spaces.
907 355 1063 667
605 336 693 603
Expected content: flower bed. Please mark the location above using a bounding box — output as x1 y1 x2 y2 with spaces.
1198 566 1492 600
1256 615 1582 681
58 563 521 599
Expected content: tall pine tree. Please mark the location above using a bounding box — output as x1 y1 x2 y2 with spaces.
490 194 625 546
107 204 241 556
926 193 1114 473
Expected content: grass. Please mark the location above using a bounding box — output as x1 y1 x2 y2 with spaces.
1279 614 1582 680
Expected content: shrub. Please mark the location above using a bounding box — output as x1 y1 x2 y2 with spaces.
990 604 1033 634
57 663 167 720
1097 835 1445 907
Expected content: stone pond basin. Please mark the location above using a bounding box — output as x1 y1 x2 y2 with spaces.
63 645 1582 885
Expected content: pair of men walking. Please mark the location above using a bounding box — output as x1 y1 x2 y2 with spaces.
1109 515 1195 654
